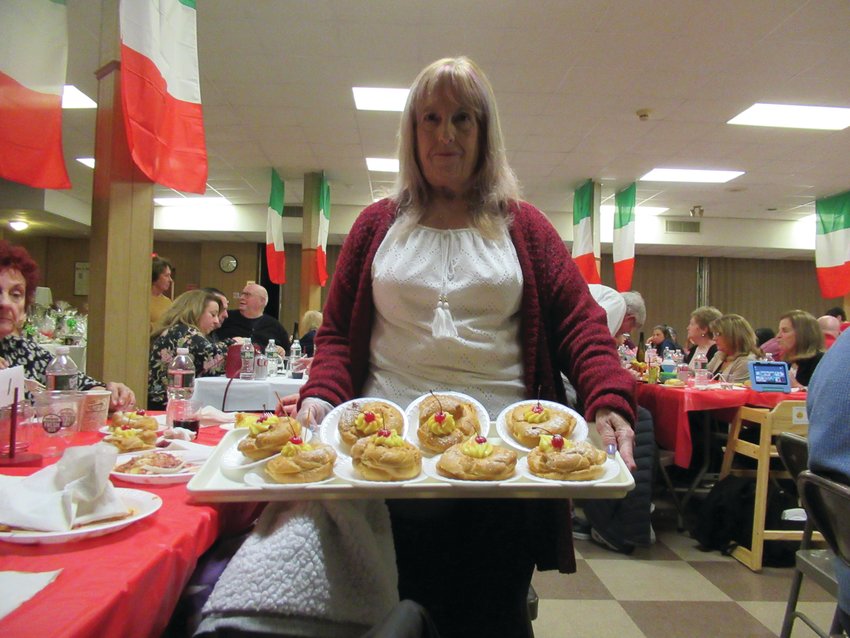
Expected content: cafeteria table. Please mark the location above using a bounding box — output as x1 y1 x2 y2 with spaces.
193 376 307 412
0 423 261 638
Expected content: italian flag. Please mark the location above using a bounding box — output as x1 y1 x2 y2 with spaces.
266 169 285 284
0 0 70 189
815 189 850 298
572 179 600 284
316 173 331 287
613 183 636 292
119 0 207 194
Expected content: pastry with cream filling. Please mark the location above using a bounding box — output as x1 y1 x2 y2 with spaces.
265 437 337 483
237 414 301 461
103 425 157 452
506 401 576 448
436 436 517 481
338 401 404 446
417 394 480 453
350 428 421 481
527 434 607 481
110 410 159 432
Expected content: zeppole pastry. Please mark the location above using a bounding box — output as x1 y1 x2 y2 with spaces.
265 437 337 483
110 410 159 432
507 401 576 448
436 436 517 481
237 414 301 461
338 401 404 446
527 434 607 481
350 428 422 481
417 394 480 453
103 425 157 452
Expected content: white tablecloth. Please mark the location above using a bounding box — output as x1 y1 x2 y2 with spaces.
193 376 307 412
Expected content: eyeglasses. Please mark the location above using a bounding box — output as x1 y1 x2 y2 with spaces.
239 291 257 297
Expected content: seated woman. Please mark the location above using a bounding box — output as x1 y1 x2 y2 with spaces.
647 324 679 355
776 309 824 388
148 290 237 409
298 309 322 357
706 314 762 383
683 305 722 366
0 241 135 409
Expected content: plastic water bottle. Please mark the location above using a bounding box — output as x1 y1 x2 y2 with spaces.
166 347 195 401
46 346 78 391
693 350 710 383
290 338 302 362
254 351 268 380
240 340 255 380
265 340 279 376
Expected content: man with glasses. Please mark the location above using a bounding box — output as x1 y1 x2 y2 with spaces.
215 283 290 354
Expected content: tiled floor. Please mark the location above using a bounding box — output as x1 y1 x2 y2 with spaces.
531 503 837 638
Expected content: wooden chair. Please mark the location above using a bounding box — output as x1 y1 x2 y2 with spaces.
719 401 817 571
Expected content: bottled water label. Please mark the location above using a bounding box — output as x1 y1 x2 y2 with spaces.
47 373 77 391
167 370 195 388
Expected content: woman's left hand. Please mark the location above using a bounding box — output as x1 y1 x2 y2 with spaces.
594 408 636 471
105 382 135 411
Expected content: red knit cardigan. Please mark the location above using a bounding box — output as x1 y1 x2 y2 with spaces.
301 198 636 424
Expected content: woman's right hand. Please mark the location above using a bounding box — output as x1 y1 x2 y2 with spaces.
294 397 334 432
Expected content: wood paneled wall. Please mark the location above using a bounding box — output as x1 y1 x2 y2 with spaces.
13 236 90 311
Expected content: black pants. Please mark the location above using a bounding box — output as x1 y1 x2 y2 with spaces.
388 499 535 638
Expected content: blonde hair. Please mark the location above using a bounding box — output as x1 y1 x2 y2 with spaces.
151 290 220 340
710 314 761 359
780 309 824 361
392 56 519 238
300 310 323 333
691 306 723 338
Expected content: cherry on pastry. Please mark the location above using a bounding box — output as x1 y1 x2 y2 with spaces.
120 424 132 430
532 402 544 414
257 414 268 423
434 412 446 424
377 428 391 437
552 434 564 449
363 411 376 423
136 409 146 415
289 436 303 445
475 435 487 444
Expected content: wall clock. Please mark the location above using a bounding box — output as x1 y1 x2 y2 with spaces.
219 254 238 273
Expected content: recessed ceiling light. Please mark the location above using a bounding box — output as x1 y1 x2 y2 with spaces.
62 85 96 109
353 87 409 112
153 196 231 207
76 157 95 168
639 168 744 183
728 103 850 130
366 157 399 172
600 205 668 216
8 221 28 232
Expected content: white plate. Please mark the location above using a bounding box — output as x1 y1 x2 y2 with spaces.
243 464 337 488
0 488 162 544
334 456 427 485
219 428 313 481
404 391 491 452
319 398 408 458
495 400 588 452
517 455 619 485
99 414 167 435
421 454 520 485
111 449 206 485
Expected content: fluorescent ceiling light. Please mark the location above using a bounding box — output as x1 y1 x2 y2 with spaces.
728 103 850 130
76 157 95 168
8 221 28 232
62 85 96 109
639 168 744 183
153 196 231 207
600 205 667 216
353 87 409 112
366 157 399 172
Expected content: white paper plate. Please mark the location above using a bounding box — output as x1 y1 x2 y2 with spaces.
219 428 313 481
243 463 336 488
334 456 426 485
517 455 619 485
495 400 588 453
421 453 520 485
100 414 167 435
111 449 206 485
0 488 162 544
404 391 491 452
319 398 408 458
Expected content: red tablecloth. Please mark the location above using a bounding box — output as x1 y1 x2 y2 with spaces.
0 423 260 638
636 384 807 468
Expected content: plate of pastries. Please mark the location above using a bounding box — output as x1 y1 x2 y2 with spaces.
111 449 203 485
320 398 408 456
404 391 491 455
422 435 520 483
220 413 312 480
495 399 588 452
101 411 165 452
518 433 618 484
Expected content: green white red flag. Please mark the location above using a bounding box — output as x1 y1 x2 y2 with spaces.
572 179 600 284
316 173 331 286
119 0 207 194
613 183 636 292
0 0 70 189
815 189 850 298
266 169 286 284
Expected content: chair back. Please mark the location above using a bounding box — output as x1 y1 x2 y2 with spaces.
767 400 808 433
776 432 809 479
798 470 850 569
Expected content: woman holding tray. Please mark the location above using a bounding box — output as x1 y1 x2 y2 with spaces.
290 57 636 638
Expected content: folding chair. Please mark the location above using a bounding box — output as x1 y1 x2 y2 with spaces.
779 470 850 638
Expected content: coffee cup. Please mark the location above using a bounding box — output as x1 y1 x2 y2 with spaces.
79 389 112 431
